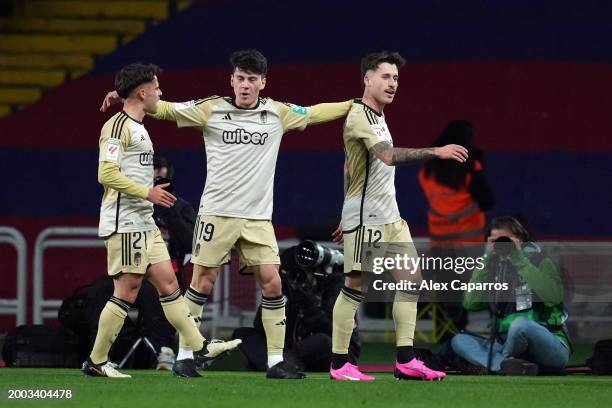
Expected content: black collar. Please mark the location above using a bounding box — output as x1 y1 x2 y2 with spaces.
121 110 143 124
354 99 383 117
227 97 261 110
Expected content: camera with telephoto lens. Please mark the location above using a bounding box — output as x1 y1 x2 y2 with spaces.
493 236 514 258
294 240 344 274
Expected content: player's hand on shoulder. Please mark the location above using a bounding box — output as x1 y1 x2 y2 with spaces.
435 144 468 163
332 223 344 244
100 90 122 112
147 183 177 208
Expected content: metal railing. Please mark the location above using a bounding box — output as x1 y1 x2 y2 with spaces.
33 227 103 324
0 227 27 325
27 227 612 341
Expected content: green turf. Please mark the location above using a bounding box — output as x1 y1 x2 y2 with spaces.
1 369 611 408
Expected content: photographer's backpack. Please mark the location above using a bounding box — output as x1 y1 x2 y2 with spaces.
1 325 80 368
58 284 92 361
587 339 612 375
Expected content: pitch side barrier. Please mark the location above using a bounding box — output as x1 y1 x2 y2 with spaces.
33 227 103 324
31 230 612 335
31 227 298 330
0 227 27 325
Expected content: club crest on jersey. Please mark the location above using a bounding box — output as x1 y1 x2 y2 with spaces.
370 124 389 141
133 252 142 267
260 111 267 124
222 128 269 145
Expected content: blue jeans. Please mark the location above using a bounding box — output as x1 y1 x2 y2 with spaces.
451 317 570 372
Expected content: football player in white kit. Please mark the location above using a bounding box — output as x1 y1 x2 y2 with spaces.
101 50 352 379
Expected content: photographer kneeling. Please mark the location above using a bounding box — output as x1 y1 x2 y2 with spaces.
233 242 361 372
451 216 571 375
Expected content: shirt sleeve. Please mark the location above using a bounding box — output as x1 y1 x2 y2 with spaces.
306 100 353 125
98 118 130 164
148 99 213 128
275 101 310 132
347 110 384 150
97 120 148 199
511 251 564 305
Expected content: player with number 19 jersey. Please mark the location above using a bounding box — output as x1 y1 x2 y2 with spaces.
151 96 351 268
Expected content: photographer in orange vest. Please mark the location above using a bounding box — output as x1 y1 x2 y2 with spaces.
419 120 494 247
418 120 495 335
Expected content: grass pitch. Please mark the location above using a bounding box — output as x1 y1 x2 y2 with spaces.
1 369 611 408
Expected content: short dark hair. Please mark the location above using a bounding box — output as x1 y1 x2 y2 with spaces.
488 216 533 242
360 51 405 85
115 63 161 99
230 49 268 76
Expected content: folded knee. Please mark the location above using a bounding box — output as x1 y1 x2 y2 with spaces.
508 317 532 335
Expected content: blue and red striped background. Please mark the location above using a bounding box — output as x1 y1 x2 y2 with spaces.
1 0 612 326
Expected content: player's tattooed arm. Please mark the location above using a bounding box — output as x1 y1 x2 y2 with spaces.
370 142 468 166
370 142 436 166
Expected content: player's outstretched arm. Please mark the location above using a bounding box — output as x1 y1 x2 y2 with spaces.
306 100 353 125
99 90 176 120
370 142 468 166
100 90 208 127
98 162 176 207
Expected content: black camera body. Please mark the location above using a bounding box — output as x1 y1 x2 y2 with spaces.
153 176 176 196
282 241 344 295
493 236 514 258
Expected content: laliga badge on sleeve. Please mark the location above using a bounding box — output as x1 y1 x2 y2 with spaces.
291 104 308 116
105 139 121 162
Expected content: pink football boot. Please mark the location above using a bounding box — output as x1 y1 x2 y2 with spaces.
330 363 376 381
395 358 446 381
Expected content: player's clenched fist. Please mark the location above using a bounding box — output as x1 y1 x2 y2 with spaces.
147 183 176 208
435 144 469 162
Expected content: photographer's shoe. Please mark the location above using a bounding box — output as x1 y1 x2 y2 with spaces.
172 359 202 378
500 358 539 376
266 361 306 379
394 358 446 381
82 359 131 378
156 347 176 371
455 357 488 375
330 363 375 381
194 338 242 369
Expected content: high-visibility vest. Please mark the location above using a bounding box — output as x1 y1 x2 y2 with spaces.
418 161 485 246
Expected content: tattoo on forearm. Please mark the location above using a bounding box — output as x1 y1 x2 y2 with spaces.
371 142 436 166
392 147 436 165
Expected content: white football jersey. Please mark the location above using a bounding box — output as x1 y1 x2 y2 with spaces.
341 100 400 231
98 111 156 237
153 97 310 220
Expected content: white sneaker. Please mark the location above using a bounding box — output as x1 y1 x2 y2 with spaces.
195 338 242 368
156 347 176 371
82 359 131 378
101 362 131 378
